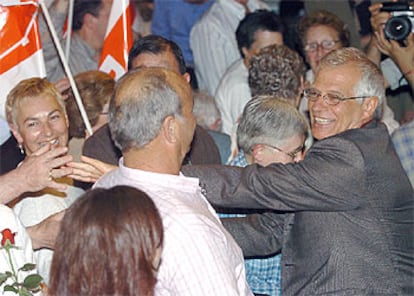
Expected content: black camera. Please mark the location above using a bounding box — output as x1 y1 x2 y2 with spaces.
380 2 414 42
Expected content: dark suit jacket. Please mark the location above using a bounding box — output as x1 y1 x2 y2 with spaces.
82 123 221 165
183 122 414 295
0 135 24 175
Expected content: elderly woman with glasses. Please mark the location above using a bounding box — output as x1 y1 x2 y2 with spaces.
297 9 350 84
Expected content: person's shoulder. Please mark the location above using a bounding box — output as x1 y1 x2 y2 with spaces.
393 120 414 137
222 59 247 81
216 60 248 94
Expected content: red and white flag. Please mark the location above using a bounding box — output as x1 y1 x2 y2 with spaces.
0 0 45 120
99 0 133 80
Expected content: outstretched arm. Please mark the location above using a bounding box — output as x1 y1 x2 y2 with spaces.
222 211 285 257
0 145 72 205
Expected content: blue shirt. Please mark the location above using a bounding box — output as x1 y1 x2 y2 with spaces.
219 150 282 296
392 120 414 187
151 0 214 66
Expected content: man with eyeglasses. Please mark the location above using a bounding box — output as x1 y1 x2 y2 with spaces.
182 47 414 295
296 9 399 135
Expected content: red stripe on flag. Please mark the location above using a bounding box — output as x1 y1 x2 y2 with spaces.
0 3 42 75
98 1 133 80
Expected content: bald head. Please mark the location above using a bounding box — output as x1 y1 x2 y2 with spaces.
109 67 192 151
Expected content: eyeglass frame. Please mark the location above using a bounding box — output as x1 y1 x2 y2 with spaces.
303 88 372 106
304 40 341 52
262 143 305 160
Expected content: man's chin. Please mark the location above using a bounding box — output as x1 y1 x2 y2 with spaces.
312 127 335 140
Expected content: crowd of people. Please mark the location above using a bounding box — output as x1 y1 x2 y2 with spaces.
0 0 413 295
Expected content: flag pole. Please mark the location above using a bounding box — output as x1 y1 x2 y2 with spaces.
39 0 93 136
65 0 74 60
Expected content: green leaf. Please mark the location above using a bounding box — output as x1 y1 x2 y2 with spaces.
0 272 11 285
4 284 18 293
23 274 42 290
19 287 33 296
19 264 36 272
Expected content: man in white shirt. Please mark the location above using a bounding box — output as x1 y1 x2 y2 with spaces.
215 10 284 135
95 68 252 295
190 0 267 96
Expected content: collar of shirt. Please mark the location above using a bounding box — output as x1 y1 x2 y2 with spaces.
117 158 201 195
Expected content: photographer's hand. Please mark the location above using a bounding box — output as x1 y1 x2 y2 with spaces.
369 2 391 34
366 2 391 66
376 29 414 93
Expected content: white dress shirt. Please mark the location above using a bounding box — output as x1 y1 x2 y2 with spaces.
216 59 251 136
190 0 267 96
95 159 252 296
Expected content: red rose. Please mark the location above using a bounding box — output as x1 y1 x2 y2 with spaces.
1 228 16 246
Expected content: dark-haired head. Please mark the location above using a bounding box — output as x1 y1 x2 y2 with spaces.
73 0 103 31
127 35 186 74
49 185 164 296
236 10 284 59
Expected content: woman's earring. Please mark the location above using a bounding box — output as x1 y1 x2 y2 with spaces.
18 144 24 155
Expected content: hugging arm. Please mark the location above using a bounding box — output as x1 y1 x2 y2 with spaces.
222 211 285 257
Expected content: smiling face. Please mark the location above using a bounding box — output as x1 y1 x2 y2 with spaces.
309 64 376 140
305 25 342 73
11 95 69 155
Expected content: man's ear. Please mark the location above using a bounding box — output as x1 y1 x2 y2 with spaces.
183 72 191 84
362 96 379 119
295 76 306 107
162 115 176 143
241 47 250 61
251 144 265 163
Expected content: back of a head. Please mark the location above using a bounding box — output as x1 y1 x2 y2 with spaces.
192 90 221 130
49 185 163 296
317 47 385 119
236 10 284 58
296 10 350 49
65 70 115 138
109 67 191 152
127 35 186 74
237 96 308 153
248 44 306 101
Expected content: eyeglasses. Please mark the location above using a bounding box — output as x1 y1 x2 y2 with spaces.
304 40 341 52
303 88 372 106
264 143 305 160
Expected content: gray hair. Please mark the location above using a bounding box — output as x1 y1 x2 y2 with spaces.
317 47 385 119
109 68 187 151
192 90 221 130
237 96 309 152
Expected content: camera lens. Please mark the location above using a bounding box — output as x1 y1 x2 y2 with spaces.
384 16 412 41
